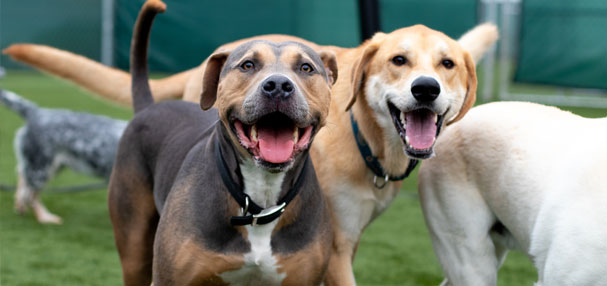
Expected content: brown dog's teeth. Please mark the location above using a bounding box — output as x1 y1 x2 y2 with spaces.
251 125 258 142
293 127 299 144
405 135 410 146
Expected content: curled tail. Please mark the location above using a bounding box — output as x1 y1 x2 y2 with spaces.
131 0 166 113
0 89 38 118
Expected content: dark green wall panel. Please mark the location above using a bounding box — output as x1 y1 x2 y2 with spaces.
514 0 607 89
1 0 101 69
114 0 477 72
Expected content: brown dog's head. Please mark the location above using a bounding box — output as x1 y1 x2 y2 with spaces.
201 40 337 171
347 24 497 159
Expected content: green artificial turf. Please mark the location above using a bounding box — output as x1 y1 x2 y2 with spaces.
0 71 604 285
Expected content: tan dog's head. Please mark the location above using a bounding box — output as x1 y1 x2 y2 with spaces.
347 23 497 159
201 40 338 172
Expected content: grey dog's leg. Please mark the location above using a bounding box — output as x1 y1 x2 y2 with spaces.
14 127 62 224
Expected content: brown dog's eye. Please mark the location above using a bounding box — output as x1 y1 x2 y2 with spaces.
442 59 455 69
300 63 314 73
240 61 254 71
391 56 407 66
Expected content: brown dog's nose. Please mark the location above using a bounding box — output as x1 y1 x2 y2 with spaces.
261 75 294 99
411 76 440 102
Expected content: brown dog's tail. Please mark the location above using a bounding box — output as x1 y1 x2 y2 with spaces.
2 43 192 107
130 0 166 113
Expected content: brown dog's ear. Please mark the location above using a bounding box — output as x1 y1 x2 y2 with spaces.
318 50 338 86
447 51 477 125
200 50 231 110
345 43 380 111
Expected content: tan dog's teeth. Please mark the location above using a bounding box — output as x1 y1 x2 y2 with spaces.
405 135 410 146
293 128 299 144
434 113 438 124
400 112 406 128
251 125 258 142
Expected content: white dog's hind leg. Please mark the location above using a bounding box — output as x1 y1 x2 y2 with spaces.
535 194 607 286
419 169 500 286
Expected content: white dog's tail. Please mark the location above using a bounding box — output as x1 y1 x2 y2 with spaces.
458 23 499 63
2 44 193 106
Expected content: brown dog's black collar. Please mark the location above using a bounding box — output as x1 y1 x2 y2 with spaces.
214 139 308 226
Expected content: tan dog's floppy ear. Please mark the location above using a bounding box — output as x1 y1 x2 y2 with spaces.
200 50 231 110
318 50 338 86
447 52 477 125
345 43 380 111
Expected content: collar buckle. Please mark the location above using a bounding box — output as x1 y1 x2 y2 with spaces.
251 202 286 226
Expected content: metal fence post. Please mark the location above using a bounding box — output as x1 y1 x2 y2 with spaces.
101 0 114 67
480 0 499 102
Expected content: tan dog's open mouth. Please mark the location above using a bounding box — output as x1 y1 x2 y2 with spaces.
231 112 314 165
388 102 444 159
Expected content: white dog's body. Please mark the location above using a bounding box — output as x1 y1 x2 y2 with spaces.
418 101 607 286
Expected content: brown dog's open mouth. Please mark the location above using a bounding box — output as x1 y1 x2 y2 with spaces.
232 113 314 165
388 102 444 159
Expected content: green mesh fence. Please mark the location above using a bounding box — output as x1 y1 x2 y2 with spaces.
0 0 102 69
381 0 477 38
0 0 477 72
114 0 477 72
114 0 360 72
514 0 607 90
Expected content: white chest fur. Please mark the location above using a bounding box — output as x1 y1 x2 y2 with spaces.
219 159 286 285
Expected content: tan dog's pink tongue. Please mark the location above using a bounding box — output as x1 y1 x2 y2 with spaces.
405 110 437 150
258 126 295 163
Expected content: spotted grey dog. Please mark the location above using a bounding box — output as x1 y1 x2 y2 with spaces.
0 89 127 224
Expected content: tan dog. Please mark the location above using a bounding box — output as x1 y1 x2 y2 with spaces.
5 24 497 285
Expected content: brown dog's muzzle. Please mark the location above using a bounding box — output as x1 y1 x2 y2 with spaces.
231 74 317 167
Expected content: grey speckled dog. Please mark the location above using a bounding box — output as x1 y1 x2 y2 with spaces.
0 89 127 224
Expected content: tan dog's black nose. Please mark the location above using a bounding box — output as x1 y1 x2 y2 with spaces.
411 76 440 102
262 75 294 99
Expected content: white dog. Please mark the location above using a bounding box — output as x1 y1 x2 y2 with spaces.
418 101 607 286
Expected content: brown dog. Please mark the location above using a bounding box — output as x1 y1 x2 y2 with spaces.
109 1 339 285
5 22 497 285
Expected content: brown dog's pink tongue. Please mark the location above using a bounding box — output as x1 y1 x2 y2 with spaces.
258 126 295 163
405 110 437 150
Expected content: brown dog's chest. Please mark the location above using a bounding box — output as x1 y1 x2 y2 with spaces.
164 220 331 286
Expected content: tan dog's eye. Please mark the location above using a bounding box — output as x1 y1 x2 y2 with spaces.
391 56 407 66
300 63 314 73
442 59 455 69
240 61 255 71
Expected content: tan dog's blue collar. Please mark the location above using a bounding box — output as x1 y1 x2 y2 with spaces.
214 139 308 226
350 111 418 188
